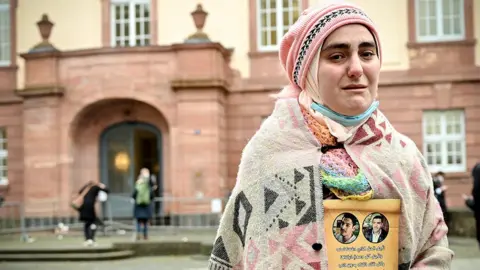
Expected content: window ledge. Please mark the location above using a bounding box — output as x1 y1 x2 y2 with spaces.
444 172 471 181
0 65 17 72
407 39 476 49
248 50 278 59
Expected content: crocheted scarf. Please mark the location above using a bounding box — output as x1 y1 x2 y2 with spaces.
300 105 373 200
208 98 452 269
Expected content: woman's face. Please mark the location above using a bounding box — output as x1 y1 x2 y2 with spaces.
141 168 149 176
317 24 380 116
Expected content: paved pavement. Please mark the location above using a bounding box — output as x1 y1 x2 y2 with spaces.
0 231 215 249
0 256 209 270
1 256 479 270
0 233 478 269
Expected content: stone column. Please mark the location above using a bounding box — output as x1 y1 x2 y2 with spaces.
17 14 66 215
170 4 233 213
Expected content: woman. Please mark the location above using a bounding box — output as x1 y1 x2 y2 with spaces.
132 168 154 240
78 181 109 246
208 3 453 269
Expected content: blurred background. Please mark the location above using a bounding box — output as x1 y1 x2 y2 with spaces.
0 0 479 269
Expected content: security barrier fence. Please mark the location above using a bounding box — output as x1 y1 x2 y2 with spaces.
0 196 228 241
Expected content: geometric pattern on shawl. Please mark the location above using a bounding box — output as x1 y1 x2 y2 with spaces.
209 166 322 269
344 110 452 269
208 98 453 270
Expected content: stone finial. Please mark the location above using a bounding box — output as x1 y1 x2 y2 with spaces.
29 14 59 53
192 4 207 31
185 4 211 43
38 14 53 41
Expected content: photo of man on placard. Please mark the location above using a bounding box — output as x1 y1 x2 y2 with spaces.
333 212 360 244
363 213 389 244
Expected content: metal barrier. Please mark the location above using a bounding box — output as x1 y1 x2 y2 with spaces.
0 196 228 241
0 200 91 241
0 201 25 235
104 195 227 239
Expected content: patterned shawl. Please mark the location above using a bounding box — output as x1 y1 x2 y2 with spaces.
208 98 453 269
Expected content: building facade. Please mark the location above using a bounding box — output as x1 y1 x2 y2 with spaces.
0 0 479 216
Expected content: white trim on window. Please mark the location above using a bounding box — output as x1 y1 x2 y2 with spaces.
422 110 466 173
0 128 7 185
256 0 300 51
110 0 151 47
415 0 465 42
0 1 10 66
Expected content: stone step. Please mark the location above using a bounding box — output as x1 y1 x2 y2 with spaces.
0 246 117 255
0 250 135 262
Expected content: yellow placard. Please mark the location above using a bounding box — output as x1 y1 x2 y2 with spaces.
324 199 401 270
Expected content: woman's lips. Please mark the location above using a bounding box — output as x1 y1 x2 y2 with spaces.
342 84 367 90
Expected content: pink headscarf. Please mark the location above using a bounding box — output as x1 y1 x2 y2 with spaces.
276 2 382 100
275 2 383 138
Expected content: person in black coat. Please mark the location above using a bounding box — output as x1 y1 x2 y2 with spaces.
463 163 480 248
432 171 449 223
78 181 109 246
471 163 480 248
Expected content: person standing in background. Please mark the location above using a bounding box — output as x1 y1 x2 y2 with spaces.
132 168 155 240
432 171 448 224
470 163 480 248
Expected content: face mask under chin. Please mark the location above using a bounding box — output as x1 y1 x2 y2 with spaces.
310 100 380 127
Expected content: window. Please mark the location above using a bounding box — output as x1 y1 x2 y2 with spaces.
422 110 466 173
0 128 7 185
111 0 151 47
415 0 464 42
257 0 301 51
0 0 10 66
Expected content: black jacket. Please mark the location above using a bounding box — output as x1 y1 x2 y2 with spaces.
472 163 480 213
78 184 109 222
364 228 388 243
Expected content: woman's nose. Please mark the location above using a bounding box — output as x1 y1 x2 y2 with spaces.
347 56 363 78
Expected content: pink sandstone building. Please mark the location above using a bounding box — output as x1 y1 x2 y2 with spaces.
0 1 479 218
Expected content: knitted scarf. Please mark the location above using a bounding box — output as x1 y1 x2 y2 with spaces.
300 105 373 201
208 98 453 269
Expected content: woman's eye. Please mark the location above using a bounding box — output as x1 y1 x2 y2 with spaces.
329 54 344 61
362 52 375 58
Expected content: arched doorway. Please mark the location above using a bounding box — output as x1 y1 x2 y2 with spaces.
100 121 162 218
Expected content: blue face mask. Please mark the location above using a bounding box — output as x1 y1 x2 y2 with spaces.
310 100 379 127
